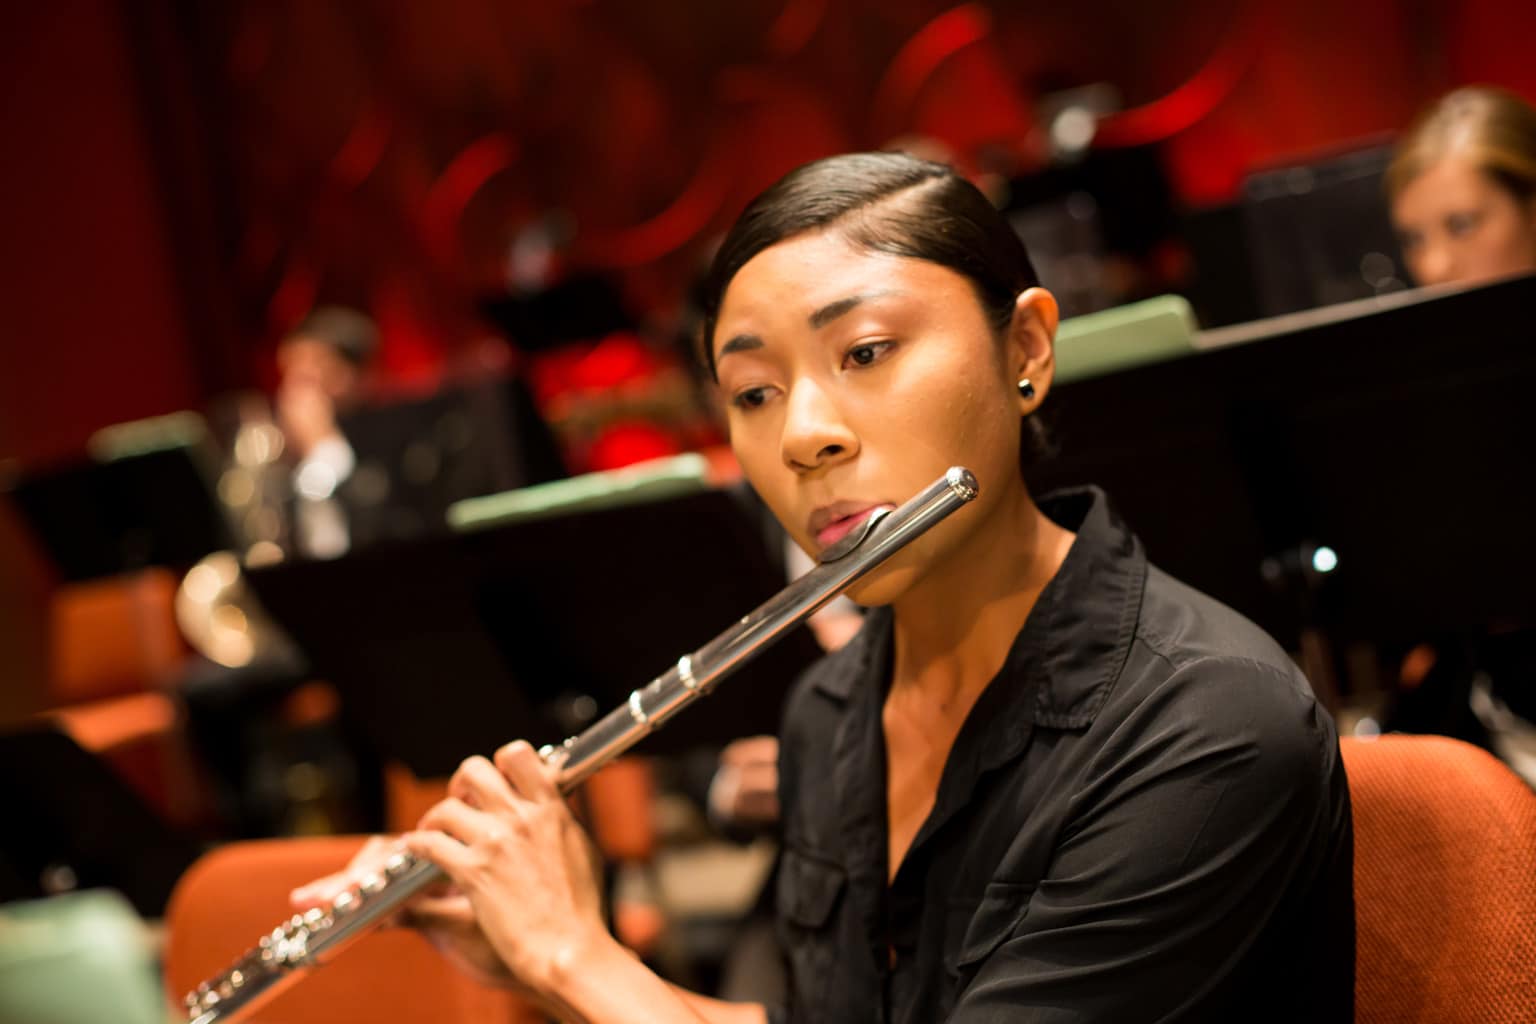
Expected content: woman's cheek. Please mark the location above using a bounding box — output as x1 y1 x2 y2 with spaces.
733 425 784 490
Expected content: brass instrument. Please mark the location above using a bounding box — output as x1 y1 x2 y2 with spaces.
175 551 297 669
176 400 297 670
182 467 980 1023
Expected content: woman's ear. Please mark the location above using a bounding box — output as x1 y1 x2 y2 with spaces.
1008 287 1059 406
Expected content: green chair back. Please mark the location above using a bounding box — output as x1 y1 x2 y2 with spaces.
1053 295 1199 385
448 452 710 533
0 889 168 1024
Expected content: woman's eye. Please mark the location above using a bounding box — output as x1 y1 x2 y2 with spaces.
732 386 772 410
1446 211 1482 237
843 341 894 369
1397 229 1421 252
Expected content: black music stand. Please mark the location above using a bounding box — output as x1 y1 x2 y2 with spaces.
1032 274 1536 650
0 725 201 916
332 375 568 547
1242 143 1408 316
2 413 231 581
244 485 820 778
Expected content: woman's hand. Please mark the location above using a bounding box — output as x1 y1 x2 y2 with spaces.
403 740 612 999
709 735 780 828
288 836 515 990
289 834 398 916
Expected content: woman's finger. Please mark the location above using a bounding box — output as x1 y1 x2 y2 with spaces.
290 835 397 908
290 870 350 909
418 796 505 847
403 829 474 881
494 740 559 802
448 755 516 811
402 891 477 930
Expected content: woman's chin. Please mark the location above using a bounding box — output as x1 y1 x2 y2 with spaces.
843 561 919 608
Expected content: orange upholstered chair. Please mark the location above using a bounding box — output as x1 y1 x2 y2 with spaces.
1341 734 1536 1023
164 836 541 1024
43 568 207 825
48 568 185 707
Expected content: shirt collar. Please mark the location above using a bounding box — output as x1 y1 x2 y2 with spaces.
811 485 1146 733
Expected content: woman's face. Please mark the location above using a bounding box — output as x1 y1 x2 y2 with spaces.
712 229 1054 604
1392 156 1536 287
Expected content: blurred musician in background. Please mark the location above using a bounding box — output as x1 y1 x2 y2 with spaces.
297 153 1354 1023
185 289 575 837
175 308 385 837
224 304 553 565
272 306 379 559
211 306 380 564
1388 86 1536 288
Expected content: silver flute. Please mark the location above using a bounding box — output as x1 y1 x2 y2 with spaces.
183 467 979 1023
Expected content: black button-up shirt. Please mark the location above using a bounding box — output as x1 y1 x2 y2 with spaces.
774 487 1354 1023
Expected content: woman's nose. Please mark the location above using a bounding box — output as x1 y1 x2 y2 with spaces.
1413 241 1456 286
780 379 857 471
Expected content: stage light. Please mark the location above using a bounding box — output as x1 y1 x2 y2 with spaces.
1311 546 1339 574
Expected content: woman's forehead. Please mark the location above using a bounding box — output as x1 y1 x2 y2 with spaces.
718 232 962 324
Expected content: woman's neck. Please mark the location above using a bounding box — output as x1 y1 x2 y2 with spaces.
887 486 1074 710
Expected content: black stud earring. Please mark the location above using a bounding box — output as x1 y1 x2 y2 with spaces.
1017 378 1035 400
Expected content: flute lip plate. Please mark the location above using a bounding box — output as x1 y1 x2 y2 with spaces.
817 506 892 563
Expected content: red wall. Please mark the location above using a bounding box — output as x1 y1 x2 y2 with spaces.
0 2 199 466
0 1 201 721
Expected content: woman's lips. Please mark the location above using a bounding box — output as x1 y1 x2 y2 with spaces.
814 504 893 549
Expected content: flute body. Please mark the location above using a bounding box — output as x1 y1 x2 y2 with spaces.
183 467 979 1023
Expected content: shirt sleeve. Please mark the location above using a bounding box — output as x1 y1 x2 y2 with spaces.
947 657 1352 1023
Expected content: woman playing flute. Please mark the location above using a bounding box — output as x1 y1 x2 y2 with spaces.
298 152 1354 1023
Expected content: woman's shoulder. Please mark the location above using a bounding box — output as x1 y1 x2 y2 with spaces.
1114 564 1339 764
1135 563 1301 682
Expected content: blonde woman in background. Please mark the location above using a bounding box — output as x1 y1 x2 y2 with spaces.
1388 86 1536 287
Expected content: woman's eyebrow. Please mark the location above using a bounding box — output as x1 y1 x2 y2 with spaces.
809 289 901 329
716 333 763 361
717 289 906 362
